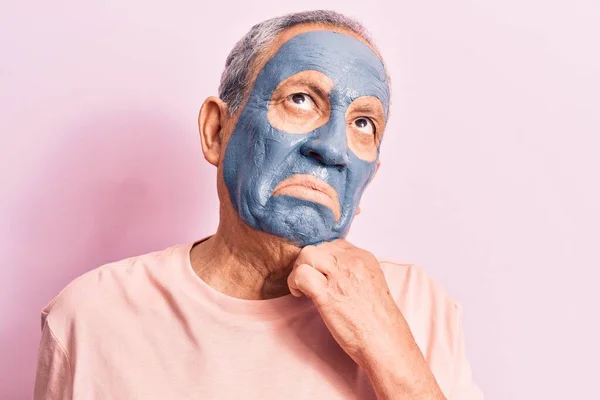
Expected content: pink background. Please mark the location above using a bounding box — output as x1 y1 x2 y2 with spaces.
1 1 598 399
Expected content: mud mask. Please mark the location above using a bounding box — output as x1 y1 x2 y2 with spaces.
223 30 390 246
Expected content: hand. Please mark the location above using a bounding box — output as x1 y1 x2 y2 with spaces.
287 239 401 365
287 239 445 399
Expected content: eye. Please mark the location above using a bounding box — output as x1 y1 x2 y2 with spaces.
287 93 314 111
353 117 376 135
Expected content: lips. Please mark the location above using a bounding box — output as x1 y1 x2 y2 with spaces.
273 174 341 221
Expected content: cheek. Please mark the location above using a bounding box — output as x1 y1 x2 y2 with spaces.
343 161 377 204
228 117 280 189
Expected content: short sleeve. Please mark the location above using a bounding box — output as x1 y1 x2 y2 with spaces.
34 317 73 400
448 304 485 400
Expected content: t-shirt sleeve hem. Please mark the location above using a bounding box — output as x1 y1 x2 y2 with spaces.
34 318 74 399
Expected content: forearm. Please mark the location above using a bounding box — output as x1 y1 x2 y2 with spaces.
360 342 446 400
365 362 446 399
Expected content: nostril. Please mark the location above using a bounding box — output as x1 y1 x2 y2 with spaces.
302 146 348 168
307 150 324 163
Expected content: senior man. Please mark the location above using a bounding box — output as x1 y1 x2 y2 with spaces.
34 10 483 400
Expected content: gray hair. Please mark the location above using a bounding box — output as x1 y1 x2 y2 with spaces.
218 10 388 115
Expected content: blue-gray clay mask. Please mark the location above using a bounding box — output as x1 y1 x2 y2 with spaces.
223 30 390 246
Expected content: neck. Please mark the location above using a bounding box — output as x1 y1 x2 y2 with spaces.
190 205 302 300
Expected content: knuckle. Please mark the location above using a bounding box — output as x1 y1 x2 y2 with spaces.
298 245 315 259
329 253 340 267
298 246 325 264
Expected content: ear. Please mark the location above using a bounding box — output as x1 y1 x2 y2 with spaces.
198 96 229 166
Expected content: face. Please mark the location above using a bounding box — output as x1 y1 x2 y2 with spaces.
222 30 390 246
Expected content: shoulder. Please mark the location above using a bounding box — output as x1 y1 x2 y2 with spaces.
40 244 184 344
377 259 458 308
377 259 461 349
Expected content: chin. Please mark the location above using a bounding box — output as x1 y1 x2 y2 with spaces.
256 195 341 246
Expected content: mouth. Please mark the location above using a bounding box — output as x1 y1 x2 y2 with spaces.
273 174 341 221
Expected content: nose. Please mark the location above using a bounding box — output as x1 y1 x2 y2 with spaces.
300 114 349 167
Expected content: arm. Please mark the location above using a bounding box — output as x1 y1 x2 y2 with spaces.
362 305 484 400
287 240 447 399
359 315 447 400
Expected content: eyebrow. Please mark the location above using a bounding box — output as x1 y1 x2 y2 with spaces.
285 78 330 100
351 104 385 121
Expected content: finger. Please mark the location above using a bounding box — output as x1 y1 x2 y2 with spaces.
295 245 335 276
288 263 328 299
287 267 304 297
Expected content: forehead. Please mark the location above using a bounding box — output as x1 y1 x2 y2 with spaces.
253 30 390 113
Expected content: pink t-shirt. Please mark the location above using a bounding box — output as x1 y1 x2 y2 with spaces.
34 242 484 399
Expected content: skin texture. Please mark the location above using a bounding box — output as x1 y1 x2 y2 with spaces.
194 23 445 399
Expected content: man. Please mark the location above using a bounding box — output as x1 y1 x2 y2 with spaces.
34 10 483 400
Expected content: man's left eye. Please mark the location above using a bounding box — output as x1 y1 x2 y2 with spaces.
287 93 314 110
353 117 375 135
